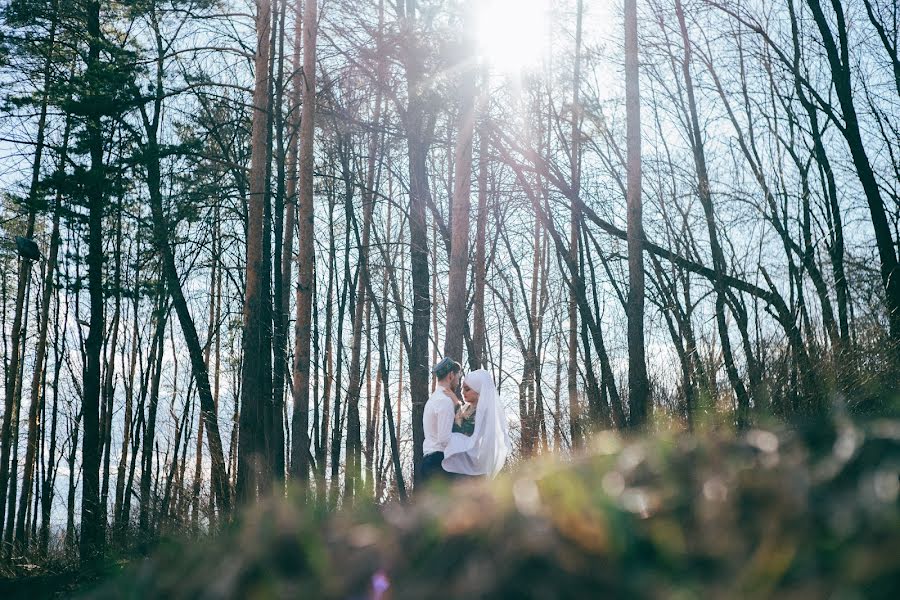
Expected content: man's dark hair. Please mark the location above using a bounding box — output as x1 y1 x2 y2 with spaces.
432 357 461 380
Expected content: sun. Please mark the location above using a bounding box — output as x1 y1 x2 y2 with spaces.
474 0 550 73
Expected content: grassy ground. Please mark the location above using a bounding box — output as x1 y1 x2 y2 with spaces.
0 556 127 599
77 417 898 599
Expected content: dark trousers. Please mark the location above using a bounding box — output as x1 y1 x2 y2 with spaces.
420 451 447 482
420 452 481 483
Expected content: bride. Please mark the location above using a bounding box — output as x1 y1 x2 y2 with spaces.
442 369 511 478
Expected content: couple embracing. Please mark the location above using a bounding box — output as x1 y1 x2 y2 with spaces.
420 357 511 482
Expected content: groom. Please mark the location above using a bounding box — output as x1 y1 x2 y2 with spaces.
419 356 462 482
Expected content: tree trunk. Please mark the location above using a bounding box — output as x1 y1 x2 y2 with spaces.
271 0 289 485
369 294 407 501
137 26 233 515
139 301 168 536
345 130 380 501
344 134 367 492
13 180 63 554
804 0 900 342
403 1 432 485
290 0 318 488
625 0 650 428
567 0 584 444
444 24 475 364
80 0 107 564
114 248 142 541
238 0 275 502
0 0 59 546
675 0 750 427
98 206 122 532
65 409 81 558
471 124 489 370
40 262 64 557
278 0 302 487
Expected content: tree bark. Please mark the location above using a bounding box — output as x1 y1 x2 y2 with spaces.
80 0 106 564
136 16 233 518
803 0 900 342
471 124 489 370
568 0 584 443
444 22 475 364
0 0 59 546
271 0 289 485
403 1 432 485
675 0 750 427
239 0 275 502
290 0 318 487
139 299 168 537
625 0 650 428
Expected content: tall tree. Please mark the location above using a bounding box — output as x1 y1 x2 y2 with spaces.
290 0 318 487
470 119 489 371
14 110 68 554
675 0 750 427
402 0 433 483
444 5 475 364
239 0 275 502
79 0 107 564
281 0 301 482
567 0 584 443
134 2 232 520
624 0 649 427
802 0 900 343
0 0 59 545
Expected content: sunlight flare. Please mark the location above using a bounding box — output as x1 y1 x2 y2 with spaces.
475 0 550 72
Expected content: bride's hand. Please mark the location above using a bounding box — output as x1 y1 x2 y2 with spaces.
443 385 461 406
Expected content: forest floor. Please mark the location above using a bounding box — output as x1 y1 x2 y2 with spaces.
0 558 124 599
3 417 899 599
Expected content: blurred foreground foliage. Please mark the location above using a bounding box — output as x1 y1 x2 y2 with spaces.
89 419 899 599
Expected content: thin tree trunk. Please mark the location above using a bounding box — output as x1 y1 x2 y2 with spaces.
65 409 81 558
370 293 407 501
471 123 489 371
139 301 168 537
137 37 233 515
271 0 289 485
0 0 58 546
99 205 122 531
114 232 141 541
290 0 318 488
40 263 64 557
279 0 301 488
13 178 63 554
568 0 584 444
675 0 750 427
80 0 107 563
317 197 336 502
803 0 900 342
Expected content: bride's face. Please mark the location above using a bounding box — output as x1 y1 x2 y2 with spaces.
462 382 479 405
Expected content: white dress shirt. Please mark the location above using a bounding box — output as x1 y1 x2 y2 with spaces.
423 387 455 455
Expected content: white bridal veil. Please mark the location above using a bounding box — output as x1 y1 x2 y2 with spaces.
442 369 511 477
